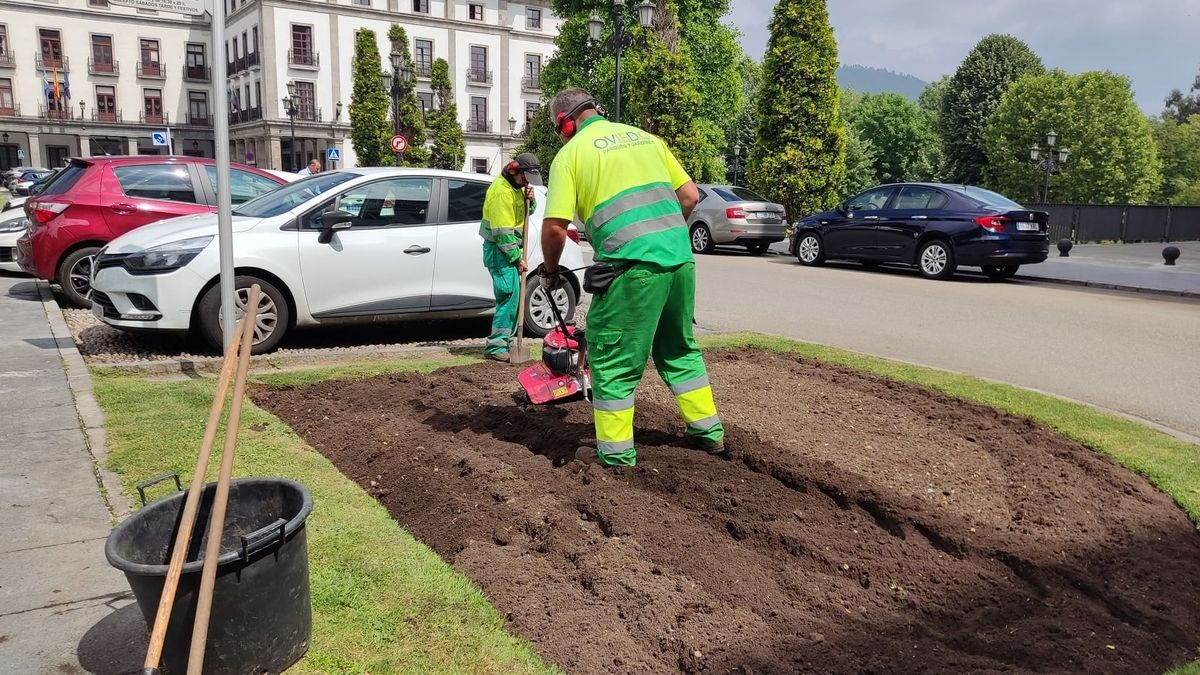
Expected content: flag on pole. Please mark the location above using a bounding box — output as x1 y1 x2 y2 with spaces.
51 69 61 101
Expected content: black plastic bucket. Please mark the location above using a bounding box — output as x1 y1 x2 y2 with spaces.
105 477 314 675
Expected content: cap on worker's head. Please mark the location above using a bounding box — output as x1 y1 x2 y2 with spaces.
514 153 540 173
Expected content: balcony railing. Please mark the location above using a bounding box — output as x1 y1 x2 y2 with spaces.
184 65 211 82
89 59 120 76
186 113 213 127
521 75 541 92
137 61 165 78
0 50 15 68
246 51 260 68
93 109 122 123
36 54 69 71
466 118 492 133
0 103 20 117
288 50 319 68
39 105 75 120
415 63 432 79
288 107 322 122
466 68 492 85
228 106 263 125
140 111 168 125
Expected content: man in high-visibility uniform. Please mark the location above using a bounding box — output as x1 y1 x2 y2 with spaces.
537 87 724 467
480 153 540 362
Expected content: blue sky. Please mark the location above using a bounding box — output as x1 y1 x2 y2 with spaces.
726 0 1200 113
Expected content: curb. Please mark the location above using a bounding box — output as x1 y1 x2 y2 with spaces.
1010 274 1200 299
89 343 462 376
37 281 134 523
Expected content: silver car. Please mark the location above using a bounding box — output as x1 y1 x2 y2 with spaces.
687 184 787 255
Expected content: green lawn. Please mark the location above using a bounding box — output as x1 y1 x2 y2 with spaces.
92 333 1200 673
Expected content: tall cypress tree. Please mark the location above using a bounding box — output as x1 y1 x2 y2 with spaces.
388 24 430 167
427 58 466 170
349 29 392 167
940 34 1043 184
749 0 845 218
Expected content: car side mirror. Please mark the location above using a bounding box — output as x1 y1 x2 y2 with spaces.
836 201 848 215
317 209 354 244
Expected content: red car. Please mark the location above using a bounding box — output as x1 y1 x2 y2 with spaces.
18 156 290 307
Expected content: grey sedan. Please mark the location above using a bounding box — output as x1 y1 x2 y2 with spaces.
687 185 787 255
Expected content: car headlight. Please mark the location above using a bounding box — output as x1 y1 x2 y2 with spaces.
124 236 213 273
0 217 30 233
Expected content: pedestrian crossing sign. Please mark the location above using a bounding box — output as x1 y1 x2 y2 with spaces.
326 147 341 162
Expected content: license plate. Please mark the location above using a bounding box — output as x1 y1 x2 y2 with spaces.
92 302 103 320
1016 222 1040 231
753 212 778 220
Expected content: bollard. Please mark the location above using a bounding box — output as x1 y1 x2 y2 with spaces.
1163 246 1180 266
1057 239 1073 257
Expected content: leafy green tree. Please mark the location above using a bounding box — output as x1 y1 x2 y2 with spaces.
917 74 951 122
842 126 878 196
1164 68 1200 123
515 105 562 179
387 25 429 167
748 0 846 217
941 34 1044 184
724 56 760 184
982 70 1162 203
349 29 392 167
1151 115 1200 204
427 58 465 170
844 92 939 183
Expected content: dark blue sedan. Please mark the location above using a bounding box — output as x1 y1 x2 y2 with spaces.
789 183 1049 280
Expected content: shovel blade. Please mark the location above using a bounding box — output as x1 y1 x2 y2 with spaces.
509 342 533 364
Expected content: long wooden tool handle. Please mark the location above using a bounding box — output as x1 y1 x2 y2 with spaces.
185 285 261 675
513 195 531 353
142 314 247 673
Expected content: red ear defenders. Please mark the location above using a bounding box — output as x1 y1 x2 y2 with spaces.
505 160 520 175
554 98 597 139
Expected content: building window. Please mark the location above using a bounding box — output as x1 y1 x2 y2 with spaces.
524 54 541 90
243 84 251 112
468 45 488 84
291 25 314 66
354 0 370 5
295 81 315 120
526 7 542 30
140 39 161 76
0 78 15 116
252 26 259 52
417 91 433 120
91 35 115 73
232 35 239 59
143 88 163 124
0 26 8 59
90 0 110 7
254 82 262 111
189 91 209 125
39 29 64 69
525 101 538 123
241 30 248 56
95 85 117 121
414 39 433 78
469 96 488 132
186 43 207 80
468 3 483 20
412 0 428 12
472 158 488 174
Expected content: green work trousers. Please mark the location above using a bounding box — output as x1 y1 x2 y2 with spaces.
484 241 521 356
586 261 723 467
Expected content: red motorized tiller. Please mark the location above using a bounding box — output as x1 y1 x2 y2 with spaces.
517 288 591 405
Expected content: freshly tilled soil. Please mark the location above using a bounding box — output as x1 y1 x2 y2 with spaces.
254 348 1200 674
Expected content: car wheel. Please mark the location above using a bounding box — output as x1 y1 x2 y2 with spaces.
525 278 577 337
795 233 825 266
917 240 957 280
746 243 770 256
982 264 1020 280
690 224 715 254
57 246 102 308
197 275 290 354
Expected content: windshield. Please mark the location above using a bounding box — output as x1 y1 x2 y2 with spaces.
233 172 357 218
714 186 768 202
958 186 1024 209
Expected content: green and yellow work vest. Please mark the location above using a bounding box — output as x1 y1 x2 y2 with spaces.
479 174 535 267
544 116 693 268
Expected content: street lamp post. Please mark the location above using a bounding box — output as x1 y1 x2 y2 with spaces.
587 0 656 124
282 81 298 171
328 101 343 170
1029 130 1070 202
384 50 414 166
731 144 742 186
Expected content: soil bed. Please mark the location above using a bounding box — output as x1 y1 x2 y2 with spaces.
253 348 1200 674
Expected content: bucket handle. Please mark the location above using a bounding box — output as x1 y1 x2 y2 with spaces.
136 472 182 506
240 518 287 560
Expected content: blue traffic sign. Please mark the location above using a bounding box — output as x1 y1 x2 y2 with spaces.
326 147 341 162
150 131 170 147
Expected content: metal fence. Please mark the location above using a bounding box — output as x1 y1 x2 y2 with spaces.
1025 203 1200 243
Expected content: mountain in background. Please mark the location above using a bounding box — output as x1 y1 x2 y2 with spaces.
837 65 928 100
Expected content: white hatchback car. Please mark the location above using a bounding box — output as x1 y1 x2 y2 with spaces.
90 168 584 353
0 197 31 273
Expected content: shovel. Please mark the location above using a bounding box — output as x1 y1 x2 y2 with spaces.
509 193 534 364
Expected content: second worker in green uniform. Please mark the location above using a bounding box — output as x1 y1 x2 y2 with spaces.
536 87 725 467
479 153 540 362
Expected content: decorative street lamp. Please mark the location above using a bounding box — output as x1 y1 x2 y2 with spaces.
731 143 743 187
383 49 414 165
282 81 299 171
79 99 86 121
329 101 343 170
1029 130 1070 202
509 115 518 137
587 0 656 123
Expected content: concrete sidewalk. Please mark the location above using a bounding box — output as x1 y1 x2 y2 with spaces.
1015 241 1200 296
0 273 142 675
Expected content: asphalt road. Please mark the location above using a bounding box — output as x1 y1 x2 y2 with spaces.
691 249 1200 439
